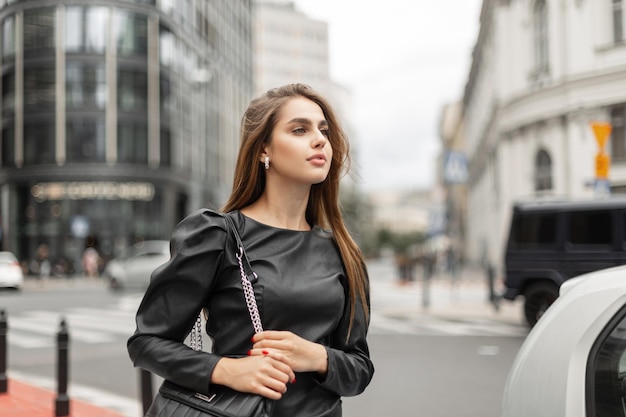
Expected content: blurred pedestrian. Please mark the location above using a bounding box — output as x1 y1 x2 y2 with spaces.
421 249 437 308
35 244 50 280
128 83 374 417
82 247 99 278
486 262 500 312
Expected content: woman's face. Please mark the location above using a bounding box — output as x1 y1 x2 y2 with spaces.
263 96 333 186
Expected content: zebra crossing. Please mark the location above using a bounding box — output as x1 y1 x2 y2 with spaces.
369 312 529 337
6 295 141 349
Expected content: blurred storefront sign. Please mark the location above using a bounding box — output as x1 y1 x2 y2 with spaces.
31 182 155 202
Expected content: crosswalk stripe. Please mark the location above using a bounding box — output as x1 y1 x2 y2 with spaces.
369 313 527 337
9 314 116 344
6 330 53 348
24 310 135 335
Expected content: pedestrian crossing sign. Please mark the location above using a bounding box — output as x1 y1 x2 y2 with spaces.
443 151 468 184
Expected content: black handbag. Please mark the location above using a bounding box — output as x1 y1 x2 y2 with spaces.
145 213 274 417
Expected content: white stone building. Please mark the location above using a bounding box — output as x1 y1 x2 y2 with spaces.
461 0 626 272
253 0 331 97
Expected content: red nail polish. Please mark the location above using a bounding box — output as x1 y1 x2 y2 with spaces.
247 350 252 356
262 350 269 355
291 377 296 384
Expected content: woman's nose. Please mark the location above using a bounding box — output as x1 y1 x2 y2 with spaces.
313 130 327 147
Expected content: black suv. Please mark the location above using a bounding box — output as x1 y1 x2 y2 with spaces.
503 198 626 326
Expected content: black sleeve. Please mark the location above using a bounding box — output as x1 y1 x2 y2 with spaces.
127 209 227 394
319 268 375 397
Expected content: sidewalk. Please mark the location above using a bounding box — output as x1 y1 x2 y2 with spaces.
369 258 528 327
0 378 125 417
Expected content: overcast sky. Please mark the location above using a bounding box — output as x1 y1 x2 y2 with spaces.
292 0 483 191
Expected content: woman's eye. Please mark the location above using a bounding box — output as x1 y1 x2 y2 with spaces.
320 129 330 137
293 127 306 134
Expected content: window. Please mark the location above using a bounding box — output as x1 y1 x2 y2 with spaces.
23 8 55 55
535 148 553 192
114 11 148 56
2 127 15 167
118 122 148 164
159 27 177 70
587 306 626 417
24 67 55 112
160 75 176 123
160 128 171 167
118 69 147 113
567 211 613 247
23 120 54 165
66 118 106 162
66 62 106 110
533 0 549 72
509 212 557 249
2 71 15 118
614 0 624 44
160 0 175 14
65 7 108 54
2 16 15 57
611 106 625 163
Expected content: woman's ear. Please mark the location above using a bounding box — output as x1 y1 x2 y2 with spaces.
259 145 269 163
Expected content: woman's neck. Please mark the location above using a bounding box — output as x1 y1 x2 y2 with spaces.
241 186 311 231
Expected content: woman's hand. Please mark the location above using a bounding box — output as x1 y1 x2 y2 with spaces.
250 331 328 375
211 354 295 400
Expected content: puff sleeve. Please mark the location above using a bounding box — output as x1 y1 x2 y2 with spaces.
127 209 227 394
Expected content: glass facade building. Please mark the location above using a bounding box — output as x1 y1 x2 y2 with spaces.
0 0 253 273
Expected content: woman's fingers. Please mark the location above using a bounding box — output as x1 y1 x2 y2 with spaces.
248 348 296 383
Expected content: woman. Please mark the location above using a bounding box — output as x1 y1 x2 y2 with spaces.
128 83 374 416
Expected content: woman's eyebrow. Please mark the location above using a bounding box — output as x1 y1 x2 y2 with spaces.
287 117 328 127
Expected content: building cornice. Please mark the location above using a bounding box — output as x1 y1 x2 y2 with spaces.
499 65 626 132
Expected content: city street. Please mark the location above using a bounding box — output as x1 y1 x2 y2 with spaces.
0 257 528 417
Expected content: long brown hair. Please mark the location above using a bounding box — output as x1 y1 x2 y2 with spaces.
222 83 369 337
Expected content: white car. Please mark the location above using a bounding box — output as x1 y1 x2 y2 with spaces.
104 240 170 290
0 251 24 290
502 265 626 417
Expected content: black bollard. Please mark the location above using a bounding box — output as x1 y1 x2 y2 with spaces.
140 369 154 414
55 318 70 416
0 309 6 393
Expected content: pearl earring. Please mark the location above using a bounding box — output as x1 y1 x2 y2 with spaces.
264 156 270 170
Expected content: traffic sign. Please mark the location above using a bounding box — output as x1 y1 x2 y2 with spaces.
594 179 611 197
595 153 610 179
443 151 468 184
591 121 612 151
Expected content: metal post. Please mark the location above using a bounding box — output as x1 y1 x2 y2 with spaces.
55 318 70 416
140 369 154 414
0 309 7 393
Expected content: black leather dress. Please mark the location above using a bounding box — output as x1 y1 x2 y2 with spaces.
128 209 374 416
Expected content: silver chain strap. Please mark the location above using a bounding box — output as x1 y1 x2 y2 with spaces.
190 246 263 351
236 246 264 334
190 314 203 351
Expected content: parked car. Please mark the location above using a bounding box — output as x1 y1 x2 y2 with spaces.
104 240 170 290
503 198 626 326
0 251 24 290
502 265 626 417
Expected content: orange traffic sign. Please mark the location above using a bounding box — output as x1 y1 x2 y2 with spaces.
591 121 612 151
595 152 610 179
